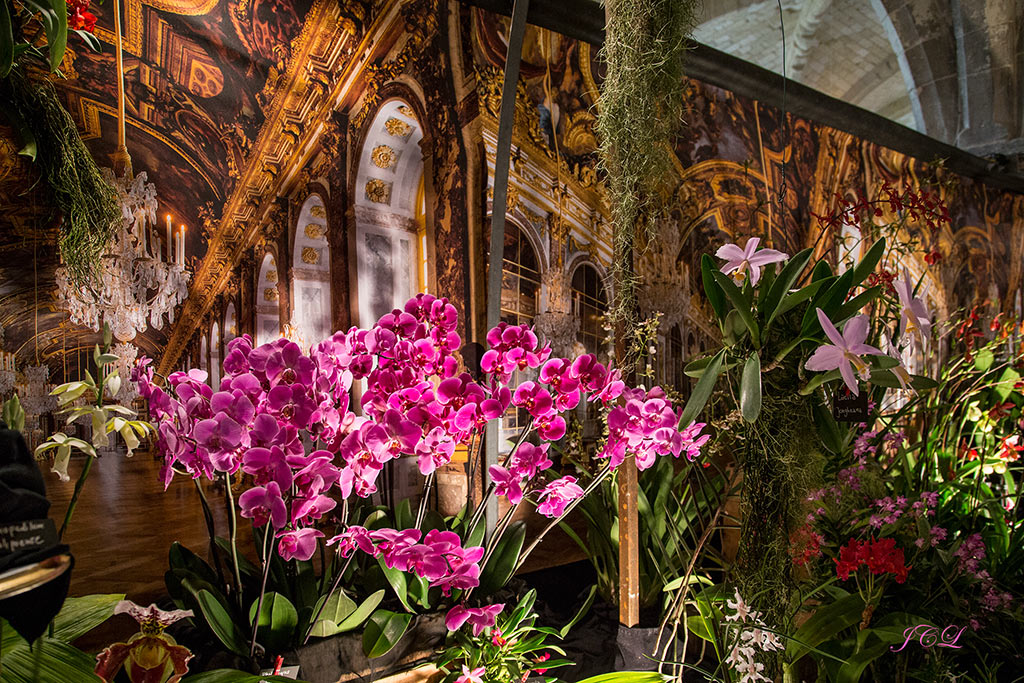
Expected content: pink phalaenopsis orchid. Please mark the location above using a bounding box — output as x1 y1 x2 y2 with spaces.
805 309 883 396
893 268 932 344
445 603 504 636
715 237 789 286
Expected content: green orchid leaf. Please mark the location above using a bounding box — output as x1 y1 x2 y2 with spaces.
701 254 727 323
740 352 762 423
51 593 125 643
832 286 882 324
308 589 357 638
787 592 864 662
850 237 886 287
774 278 830 321
559 584 596 638
46 0 68 71
182 670 307 683
477 520 526 596
711 270 760 347
362 609 412 658
762 247 812 326
678 350 724 428
810 259 834 282
576 673 669 683
248 592 298 653
0 636 102 682
0 0 14 79
376 555 413 613
335 589 386 633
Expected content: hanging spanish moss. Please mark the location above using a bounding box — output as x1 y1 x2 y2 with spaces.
596 0 696 341
1 69 119 285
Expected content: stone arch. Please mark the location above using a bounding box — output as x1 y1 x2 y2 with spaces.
210 321 221 387
256 252 282 346
223 301 237 346
352 97 429 327
291 193 332 346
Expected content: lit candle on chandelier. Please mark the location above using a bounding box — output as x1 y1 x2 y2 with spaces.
178 225 186 265
165 214 173 262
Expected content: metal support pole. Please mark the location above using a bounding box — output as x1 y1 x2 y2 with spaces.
483 0 530 539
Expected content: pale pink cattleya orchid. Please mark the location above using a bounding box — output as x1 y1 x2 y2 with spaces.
893 268 932 344
715 237 789 286
885 335 915 392
456 665 487 683
95 601 194 683
805 309 883 396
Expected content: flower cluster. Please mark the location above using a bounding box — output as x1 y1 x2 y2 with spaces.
329 527 484 596
811 183 950 234
834 537 909 583
953 533 986 578
724 589 785 683
445 603 504 636
600 386 708 470
789 524 823 568
67 0 97 32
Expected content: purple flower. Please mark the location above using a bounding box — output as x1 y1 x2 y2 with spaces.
715 237 788 286
508 442 552 480
267 384 316 428
291 493 337 526
536 476 584 518
277 528 324 561
194 413 244 472
488 465 524 504
804 309 883 396
445 603 505 636
239 482 288 529
893 268 931 344
241 446 293 490
265 341 315 387
327 525 375 557
416 427 456 475
512 382 555 419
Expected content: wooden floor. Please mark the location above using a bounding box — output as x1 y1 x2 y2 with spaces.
44 451 584 602
45 451 237 602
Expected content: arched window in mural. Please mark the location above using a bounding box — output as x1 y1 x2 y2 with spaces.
292 195 332 347
256 253 281 346
210 322 221 388
570 263 608 360
501 223 541 326
223 302 237 346
199 334 208 376
355 100 426 327
499 223 542 449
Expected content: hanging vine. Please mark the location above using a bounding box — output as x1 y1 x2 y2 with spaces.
596 0 696 350
2 70 119 285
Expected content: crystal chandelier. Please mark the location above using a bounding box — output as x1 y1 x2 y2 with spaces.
18 364 57 428
55 171 190 342
111 341 140 403
54 0 190 343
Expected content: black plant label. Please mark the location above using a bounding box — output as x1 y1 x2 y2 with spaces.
833 388 869 422
0 519 57 556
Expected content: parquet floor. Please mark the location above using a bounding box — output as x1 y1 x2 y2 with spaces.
43 452 583 602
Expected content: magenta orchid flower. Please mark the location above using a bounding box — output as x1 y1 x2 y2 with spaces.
488 465 524 504
94 601 194 683
715 237 789 286
536 476 585 518
238 481 288 529
445 603 504 636
277 528 324 561
893 268 932 344
805 309 883 396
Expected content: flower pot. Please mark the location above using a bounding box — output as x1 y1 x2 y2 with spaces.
293 612 446 683
613 625 683 672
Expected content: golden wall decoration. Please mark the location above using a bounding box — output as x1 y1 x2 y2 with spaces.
371 144 397 168
304 223 326 239
365 178 392 204
263 287 279 302
310 204 326 218
266 269 278 283
384 117 412 138
396 105 416 119
301 246 320 264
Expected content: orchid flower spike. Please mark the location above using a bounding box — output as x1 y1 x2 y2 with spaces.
893 268 931 344
715 237 789 286
805 309 883 396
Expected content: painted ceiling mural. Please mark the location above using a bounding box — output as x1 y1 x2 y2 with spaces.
0 0 1021 384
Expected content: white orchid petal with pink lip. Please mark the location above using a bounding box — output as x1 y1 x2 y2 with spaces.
804 309 883 396
715 237 789 286
893 268 932 344
113 600 194 629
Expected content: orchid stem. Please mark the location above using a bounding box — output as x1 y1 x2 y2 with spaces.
223 472 244 608
415 472 434 529
249 527 273 658
58 455 93 541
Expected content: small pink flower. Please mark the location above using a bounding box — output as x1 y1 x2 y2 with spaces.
445 603 504 636
715 237 788 286
277 528 324 561
456 665 486 683
804 309 883 396
536 476 584 518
